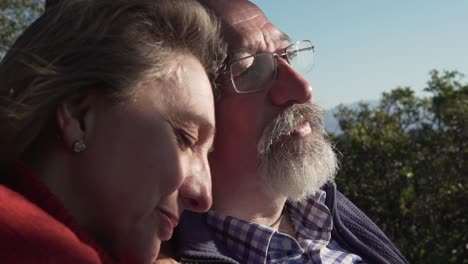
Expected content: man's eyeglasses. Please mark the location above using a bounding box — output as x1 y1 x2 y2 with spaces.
226 40 314 94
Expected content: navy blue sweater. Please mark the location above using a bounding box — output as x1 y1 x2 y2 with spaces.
175 182 408 264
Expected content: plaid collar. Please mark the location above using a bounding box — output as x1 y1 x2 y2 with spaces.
206 209 276 263
206 191 334 264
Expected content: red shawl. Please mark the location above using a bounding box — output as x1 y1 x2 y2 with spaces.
0 161 118 264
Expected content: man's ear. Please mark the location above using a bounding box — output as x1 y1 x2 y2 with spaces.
56 94 97 151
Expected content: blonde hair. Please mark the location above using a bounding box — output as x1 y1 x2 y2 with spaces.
0 0 226 167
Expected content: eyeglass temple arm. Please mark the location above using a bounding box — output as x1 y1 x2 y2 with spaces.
278 46 314 57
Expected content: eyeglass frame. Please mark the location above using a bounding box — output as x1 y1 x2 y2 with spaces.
222 40 315 94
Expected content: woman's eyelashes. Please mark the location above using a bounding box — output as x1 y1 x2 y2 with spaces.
175 128 198 151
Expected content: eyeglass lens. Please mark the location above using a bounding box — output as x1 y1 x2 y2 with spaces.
230 40 314 93
287 40 314 77
230 53 276 93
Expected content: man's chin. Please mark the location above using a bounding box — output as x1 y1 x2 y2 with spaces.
257 103 338 201
260 133 337 202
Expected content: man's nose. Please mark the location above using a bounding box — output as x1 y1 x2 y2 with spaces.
268 58 313 106
178 168 212 213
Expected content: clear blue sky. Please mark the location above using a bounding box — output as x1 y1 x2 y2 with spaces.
251 1 468 109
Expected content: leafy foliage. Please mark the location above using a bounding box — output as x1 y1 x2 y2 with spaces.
0 0 44 58
332 70 468 263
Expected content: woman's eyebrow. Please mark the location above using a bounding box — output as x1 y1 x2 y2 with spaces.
171 110 215 134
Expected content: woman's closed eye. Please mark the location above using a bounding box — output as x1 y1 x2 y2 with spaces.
175 128 197 151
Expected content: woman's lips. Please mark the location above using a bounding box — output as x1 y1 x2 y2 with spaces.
156 208 180 241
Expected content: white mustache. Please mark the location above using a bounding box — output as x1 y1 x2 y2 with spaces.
258 103 325 155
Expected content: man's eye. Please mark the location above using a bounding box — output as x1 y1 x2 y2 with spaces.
231 56 255 79
234 65 255 81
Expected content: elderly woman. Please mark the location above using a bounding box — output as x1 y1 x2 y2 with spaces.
0 0 225 263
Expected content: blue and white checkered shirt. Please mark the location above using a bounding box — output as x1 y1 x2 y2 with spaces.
205 190 364 264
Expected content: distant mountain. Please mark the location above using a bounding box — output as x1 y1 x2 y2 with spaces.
324 100 379 134
324 108 341 134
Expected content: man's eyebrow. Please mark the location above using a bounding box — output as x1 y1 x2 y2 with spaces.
280 33 292 44
228 46 255 61
228 32 292 61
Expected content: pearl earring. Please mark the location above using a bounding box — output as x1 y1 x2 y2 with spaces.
73 138 87 153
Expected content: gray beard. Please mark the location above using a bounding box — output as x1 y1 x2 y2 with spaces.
257 103 338 202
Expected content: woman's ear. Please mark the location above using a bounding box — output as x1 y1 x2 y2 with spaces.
56 94 97 152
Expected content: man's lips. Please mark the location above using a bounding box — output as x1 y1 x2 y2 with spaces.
290 121 312 138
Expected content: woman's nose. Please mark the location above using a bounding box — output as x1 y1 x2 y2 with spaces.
178 169 212 213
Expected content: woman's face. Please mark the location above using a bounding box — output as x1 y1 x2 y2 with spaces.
71 55 215 263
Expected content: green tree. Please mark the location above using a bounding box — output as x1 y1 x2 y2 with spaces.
0 0 44 58
332 70 468 263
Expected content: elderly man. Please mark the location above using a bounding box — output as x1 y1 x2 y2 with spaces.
174 0 408 263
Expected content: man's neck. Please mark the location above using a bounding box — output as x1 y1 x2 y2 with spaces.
211 175 299 239
211 171 288 228
277 211 298 239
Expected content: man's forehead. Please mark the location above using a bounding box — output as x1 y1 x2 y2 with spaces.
218 2 291 60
